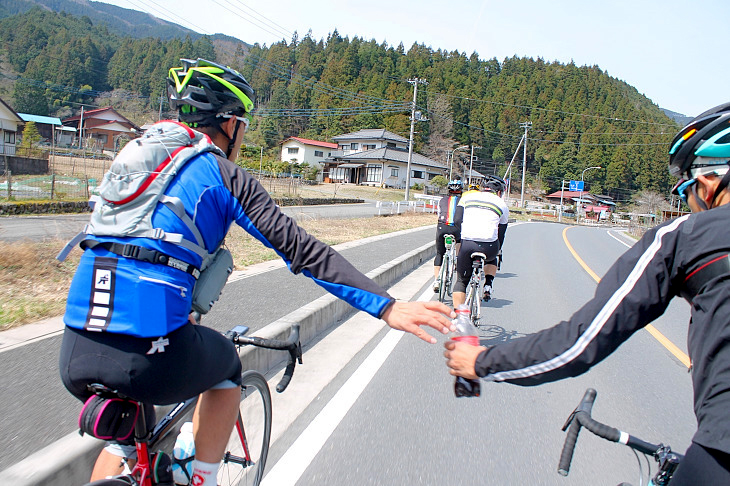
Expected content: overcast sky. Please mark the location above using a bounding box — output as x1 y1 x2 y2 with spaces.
98 0 728 118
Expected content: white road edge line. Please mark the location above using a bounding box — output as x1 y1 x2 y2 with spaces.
259 286 434 486
606 229 632 248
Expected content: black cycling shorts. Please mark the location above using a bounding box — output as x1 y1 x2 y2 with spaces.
453 239 500 293
59 323 243 407
434 224 461 266
669 442 730 485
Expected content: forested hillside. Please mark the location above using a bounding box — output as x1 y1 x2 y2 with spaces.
0 8 680 201
0 0 199 40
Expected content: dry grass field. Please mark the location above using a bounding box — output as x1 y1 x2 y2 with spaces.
0 211 436 330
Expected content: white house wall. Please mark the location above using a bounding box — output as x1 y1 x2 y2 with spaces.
281 141 333 167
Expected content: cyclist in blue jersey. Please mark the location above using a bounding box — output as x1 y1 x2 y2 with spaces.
59 58 455 485
445 101 730 485
433 179 464 293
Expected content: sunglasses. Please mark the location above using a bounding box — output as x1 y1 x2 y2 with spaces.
671 178 697 203
221 114 250 131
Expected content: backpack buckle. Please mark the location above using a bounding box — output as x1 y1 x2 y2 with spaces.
122 244 141 259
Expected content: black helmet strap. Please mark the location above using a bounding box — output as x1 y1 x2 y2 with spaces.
212 118 241 159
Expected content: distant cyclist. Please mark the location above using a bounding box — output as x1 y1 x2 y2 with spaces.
451 175 509 308
59 58 456 485
445 101 730 485
433 179 464 293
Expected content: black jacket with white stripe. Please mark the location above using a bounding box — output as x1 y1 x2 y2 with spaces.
475 203 730 454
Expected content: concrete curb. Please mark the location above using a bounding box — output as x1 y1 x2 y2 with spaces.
0 241 435 485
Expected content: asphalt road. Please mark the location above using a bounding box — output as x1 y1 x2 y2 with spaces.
0 224 435 472
261 222 695 485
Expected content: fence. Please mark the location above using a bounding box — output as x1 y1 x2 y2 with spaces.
0 173 96 200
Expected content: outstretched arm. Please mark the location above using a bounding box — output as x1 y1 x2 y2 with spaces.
382 301 455 344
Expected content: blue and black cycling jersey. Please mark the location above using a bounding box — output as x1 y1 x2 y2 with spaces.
64 145 395 337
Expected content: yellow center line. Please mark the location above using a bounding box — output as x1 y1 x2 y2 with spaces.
562 227 691 369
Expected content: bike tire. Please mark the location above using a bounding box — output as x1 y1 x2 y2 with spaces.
469 279 480 325
446 253 454 297
217 370 272 486
438 256 448 302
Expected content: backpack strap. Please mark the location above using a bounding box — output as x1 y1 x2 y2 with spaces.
80 240 201 279
159 195 206 248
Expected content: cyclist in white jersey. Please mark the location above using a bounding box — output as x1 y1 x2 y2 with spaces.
452 176 509 307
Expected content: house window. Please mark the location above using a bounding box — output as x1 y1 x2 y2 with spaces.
330 167 348 181
4 131 16 144
287 147 299 154
339 144 348 151
428 173 439 180
350 143 359 150
364 164 382 183
412 170 424 179
386 142 396 148
314 150 323 157
390 167 399 177
364 144 376 150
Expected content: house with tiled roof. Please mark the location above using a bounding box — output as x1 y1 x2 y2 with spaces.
323 129 447 188
280 137 338 173
62 106 140 152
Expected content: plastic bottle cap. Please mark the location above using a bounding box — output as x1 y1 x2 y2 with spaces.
180 421 193 434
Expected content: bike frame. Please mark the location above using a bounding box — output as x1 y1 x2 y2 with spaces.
464 253 485 324
84 324 301 486
438 235 457 302
127 397 198 486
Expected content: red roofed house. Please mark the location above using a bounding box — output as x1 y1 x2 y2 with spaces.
281 137 338 179
62 106 140 153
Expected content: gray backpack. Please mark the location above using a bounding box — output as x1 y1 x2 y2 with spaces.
58 121 233 314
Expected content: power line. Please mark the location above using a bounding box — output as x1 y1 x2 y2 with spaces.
427 90 677 127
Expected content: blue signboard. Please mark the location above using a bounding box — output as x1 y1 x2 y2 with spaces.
569 180 584 192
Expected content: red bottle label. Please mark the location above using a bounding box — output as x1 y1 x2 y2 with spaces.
453 335 479 346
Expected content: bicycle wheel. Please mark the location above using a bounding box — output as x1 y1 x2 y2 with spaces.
217 370 272 486
438 255 448 302
445 252 454 297
469 278 480 325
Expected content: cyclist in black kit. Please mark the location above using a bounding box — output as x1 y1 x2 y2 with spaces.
445 101 730 484
433 179 464 293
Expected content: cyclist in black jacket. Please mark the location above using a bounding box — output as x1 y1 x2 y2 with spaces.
444 101 730 484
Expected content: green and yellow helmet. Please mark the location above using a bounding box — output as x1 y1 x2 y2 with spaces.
167 58 255 126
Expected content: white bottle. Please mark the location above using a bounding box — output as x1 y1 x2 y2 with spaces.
172 421 195 485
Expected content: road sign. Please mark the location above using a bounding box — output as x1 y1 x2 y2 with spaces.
569 180 584 192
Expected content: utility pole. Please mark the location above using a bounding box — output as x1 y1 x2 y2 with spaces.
468 145 482 185
519 121 532 208
78 105 85 149
405 77 427 201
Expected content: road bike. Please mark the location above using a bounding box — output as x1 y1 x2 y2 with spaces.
558 388 682 486
82 324 302 486
437 234 457 303
463 252 486 325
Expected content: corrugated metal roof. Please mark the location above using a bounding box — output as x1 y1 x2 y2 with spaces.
18 113 62 125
